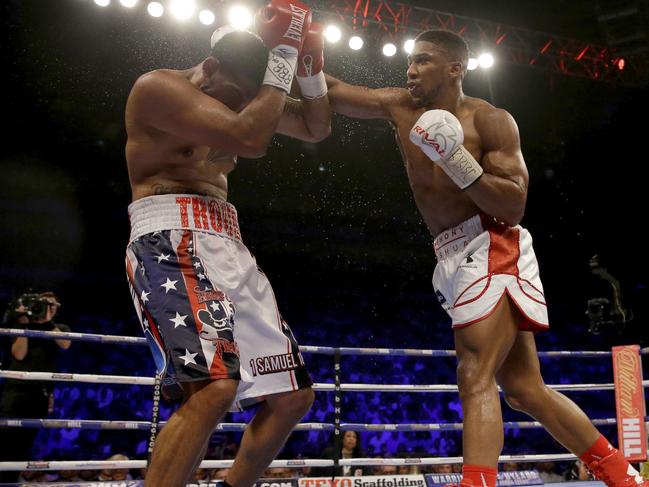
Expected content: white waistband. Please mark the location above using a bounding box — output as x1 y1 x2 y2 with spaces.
128 194 242 243
433 214 485 261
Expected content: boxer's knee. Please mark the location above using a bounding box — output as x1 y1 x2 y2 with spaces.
456 356 496 402
183 379 238 416
502 380 547 414
269 388 314 419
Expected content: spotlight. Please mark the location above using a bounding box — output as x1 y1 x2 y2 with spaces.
228 5 252 30
616 57 626 71
199 10 215 25
147 1 163 17
169 0 195 21
382 43 397 57
119 0 137 7
478 53 494 68
324 25 342 43
349 36 363 50
403 39 414 54
467 58 478 71
94 0 110 6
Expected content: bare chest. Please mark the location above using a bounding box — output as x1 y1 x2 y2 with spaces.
391 111 483 234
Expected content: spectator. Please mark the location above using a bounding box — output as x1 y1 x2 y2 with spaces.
565 460 594 481
536 461 564 483
212 468 230 481
98 453 132 481
432 464 453 474
312 431 366 477
0 291 71 482
502 462 519 472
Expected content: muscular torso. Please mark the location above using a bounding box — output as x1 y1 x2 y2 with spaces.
388 95 491 236
125 69 236 202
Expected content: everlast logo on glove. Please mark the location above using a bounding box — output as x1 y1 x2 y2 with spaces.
283 5 308 41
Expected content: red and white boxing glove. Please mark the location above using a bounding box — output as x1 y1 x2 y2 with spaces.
296 22 327 100
409 109 483 189
255 0 312 94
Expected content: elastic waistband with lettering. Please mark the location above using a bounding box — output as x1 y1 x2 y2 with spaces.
128 194 242 244
433 214 485 261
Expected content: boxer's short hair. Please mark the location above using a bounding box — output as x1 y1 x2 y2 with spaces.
211 30 268 89
415 29 469 69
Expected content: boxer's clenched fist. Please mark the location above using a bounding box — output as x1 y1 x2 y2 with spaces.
255 0 312 93
410 109 483 189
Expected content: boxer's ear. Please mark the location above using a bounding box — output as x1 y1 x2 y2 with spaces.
203 57 220 77
448 61 463 79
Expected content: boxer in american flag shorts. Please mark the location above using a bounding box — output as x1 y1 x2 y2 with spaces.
125 195 312 406
123 2 330 485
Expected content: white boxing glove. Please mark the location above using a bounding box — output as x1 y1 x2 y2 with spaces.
409 109 483 189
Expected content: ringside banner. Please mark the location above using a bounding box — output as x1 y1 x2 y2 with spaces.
612 345 648 461
425 471 543 487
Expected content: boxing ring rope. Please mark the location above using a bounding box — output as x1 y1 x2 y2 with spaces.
2 369 645 392
0 453 609 472
0 328 647 473
0 417 643 432
3 328 645 357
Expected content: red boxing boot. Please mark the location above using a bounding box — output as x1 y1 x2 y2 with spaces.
586 449 648 487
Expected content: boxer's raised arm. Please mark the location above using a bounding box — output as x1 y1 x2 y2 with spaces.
276 97 331 142
276 23 331 142
325 74 403 120
464 108 529 226
129 71 285 159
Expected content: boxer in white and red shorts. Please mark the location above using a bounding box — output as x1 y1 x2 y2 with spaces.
433 213 548 330
324 28 646 487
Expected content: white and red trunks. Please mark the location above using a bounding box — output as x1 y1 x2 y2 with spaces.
432 213 549 331
125 194 312 409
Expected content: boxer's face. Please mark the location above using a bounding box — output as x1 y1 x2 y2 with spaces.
201 58 259 112
407 41 462 107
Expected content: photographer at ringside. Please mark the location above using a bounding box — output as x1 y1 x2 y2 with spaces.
0 291 71 479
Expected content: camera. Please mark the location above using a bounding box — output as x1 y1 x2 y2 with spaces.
18 293 51 320
585 255 632 334
2 292 59 325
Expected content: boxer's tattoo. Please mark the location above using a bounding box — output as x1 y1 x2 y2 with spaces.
283 97 303 119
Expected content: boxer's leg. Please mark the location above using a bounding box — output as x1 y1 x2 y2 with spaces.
145 379 238 487
496 331 599 453
496 332 647 487
226 388 314 487
454 295 520 469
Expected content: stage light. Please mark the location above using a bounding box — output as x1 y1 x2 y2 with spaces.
199 10 215 25
94 0 110 6
383 43 397 57
147 2 163 17
404 39 415 54
467 58 478 71
478 53 495 68
616 57 626 70
228 5 252 30
169 0 195 21
349 36 363 50
119 0 137 7
324 25 342 43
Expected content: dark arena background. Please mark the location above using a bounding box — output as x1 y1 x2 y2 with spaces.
1 0 649 483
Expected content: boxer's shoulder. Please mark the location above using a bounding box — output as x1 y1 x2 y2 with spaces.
381 87 421 118
129 69 188 102
473 105 519 149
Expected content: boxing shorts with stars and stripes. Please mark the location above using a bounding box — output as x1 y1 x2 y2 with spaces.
125 194 312 409
432 213 549 331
